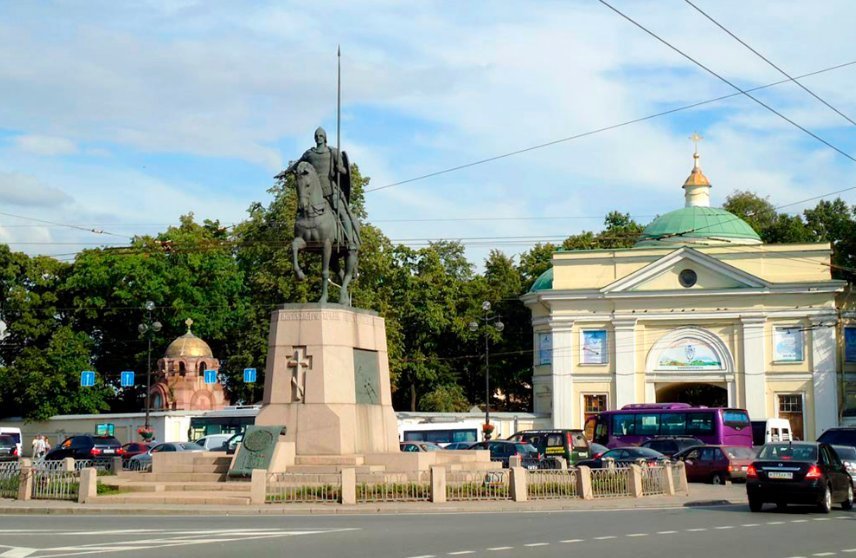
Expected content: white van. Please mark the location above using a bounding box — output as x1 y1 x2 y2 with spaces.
751 419 793 446
0 427 23 456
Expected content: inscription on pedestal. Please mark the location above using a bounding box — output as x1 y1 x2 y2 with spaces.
227 425 286 478
279 310 374 324
354 349 380 405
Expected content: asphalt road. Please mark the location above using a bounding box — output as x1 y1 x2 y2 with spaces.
0 504 853 558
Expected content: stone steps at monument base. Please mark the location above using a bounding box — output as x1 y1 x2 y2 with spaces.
95 491 252 506
294 455 365 466
284 464 386 474
102 480 252 493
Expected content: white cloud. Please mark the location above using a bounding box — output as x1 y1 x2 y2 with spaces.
14 135 77 156
0 172 73 207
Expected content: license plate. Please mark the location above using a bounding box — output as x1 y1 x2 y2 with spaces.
767 471 792 479
102 449 115 454
741 466 747 471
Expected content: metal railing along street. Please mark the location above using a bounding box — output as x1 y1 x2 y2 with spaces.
357 471 431 503
31 469 78 501
0 462 20 498
527 468 578 499
446 470 511 501
266 472 342 504
641 465 669 496
590 466 632 498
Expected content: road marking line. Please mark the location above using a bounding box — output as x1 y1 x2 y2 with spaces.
487 547 513 551
813 518 832 521
0 549 37 558
524 543 549 547
768 521 786 525
741 524 760 527
627 533 648 537
714 526 734 530
561 539 583 543
686 528 707 532
448 552 475 556
657 531 678 534
594 536 617 540
813 553 836 556
792 520 809 523
407 555 436 558
842 549 856 553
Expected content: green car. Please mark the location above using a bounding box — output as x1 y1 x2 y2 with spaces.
507 429 591 467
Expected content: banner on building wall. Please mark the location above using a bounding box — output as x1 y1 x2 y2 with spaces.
538 332 552 365
773 327 804 362
581 330 608 364
845 328 856 362
657 338 722 369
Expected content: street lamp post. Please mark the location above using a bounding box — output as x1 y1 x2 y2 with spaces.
469 301 504 440
138 301 162 430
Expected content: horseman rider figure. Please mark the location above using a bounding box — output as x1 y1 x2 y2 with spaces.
277 127 361 252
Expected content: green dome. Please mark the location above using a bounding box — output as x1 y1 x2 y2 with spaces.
529 268 553 292
635 206 761 247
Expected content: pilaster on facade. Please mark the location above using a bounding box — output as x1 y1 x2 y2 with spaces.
613 319 637 408
741 316 767 420
549 320 574 429
811 316 838 437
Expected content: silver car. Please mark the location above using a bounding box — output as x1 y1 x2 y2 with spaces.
833 445 856 487
128 442 204 471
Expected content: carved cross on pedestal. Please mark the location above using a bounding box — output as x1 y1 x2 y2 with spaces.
287 347 312 403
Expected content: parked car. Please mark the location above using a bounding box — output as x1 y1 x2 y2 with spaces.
443 441 475 450
673 445 756 484
0 427 22 457
44 435 122 461
640 436 703 457
468 440 543 469
507 429 591 466
832 445 856 487
194 434 233 451
400 441 443 452
576 447 669 469
119 442 151 464
128 442 205 471
0 434 19 462
817 427 856 451
746 442 854 513
590 443 609 459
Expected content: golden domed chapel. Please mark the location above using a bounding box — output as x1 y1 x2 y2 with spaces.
151 319 229 411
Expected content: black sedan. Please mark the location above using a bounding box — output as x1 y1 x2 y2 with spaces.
576 447 668 469
467 440 543 469
746 442 854 513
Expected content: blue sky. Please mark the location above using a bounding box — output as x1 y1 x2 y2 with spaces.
1 0 854 266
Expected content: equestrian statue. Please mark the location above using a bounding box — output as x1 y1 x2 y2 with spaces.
275 126 361 305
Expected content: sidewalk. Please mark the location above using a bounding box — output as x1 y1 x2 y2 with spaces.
0 483 747 515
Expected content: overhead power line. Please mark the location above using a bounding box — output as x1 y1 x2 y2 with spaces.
599 0 856 164
683 0 856 127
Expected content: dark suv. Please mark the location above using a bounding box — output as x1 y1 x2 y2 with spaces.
0 435 18 462
817 427 856 451
44 435 122 461
640 436 703 457
508 429 591 467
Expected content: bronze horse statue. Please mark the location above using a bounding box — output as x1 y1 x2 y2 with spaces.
291 161 357 304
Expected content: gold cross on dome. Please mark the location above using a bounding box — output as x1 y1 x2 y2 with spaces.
689 132 703 154
185 318 193 331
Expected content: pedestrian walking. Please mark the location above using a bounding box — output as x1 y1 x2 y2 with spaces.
31 434 46 459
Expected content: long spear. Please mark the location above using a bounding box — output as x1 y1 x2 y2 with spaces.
335 45 341 247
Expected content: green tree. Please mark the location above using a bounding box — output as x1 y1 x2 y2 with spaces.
418 384 470 412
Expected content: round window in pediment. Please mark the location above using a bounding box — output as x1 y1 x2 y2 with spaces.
678 269 697 288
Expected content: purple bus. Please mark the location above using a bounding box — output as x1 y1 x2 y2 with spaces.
583 403 753 449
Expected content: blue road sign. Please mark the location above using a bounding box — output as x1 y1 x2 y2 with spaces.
243 368 257 383
120 370 135 387
204 369 218 384
80 370 96 387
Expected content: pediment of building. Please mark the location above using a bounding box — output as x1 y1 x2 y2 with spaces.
602 247 769 293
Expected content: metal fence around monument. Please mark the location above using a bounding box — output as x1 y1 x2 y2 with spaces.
74 459 116 474
0 462 20 498
641 465 668 496
527 468 578 499
446 470 511 501
590 467 632 498
266 473 342 504
32 469 78 501
356 472 431 503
